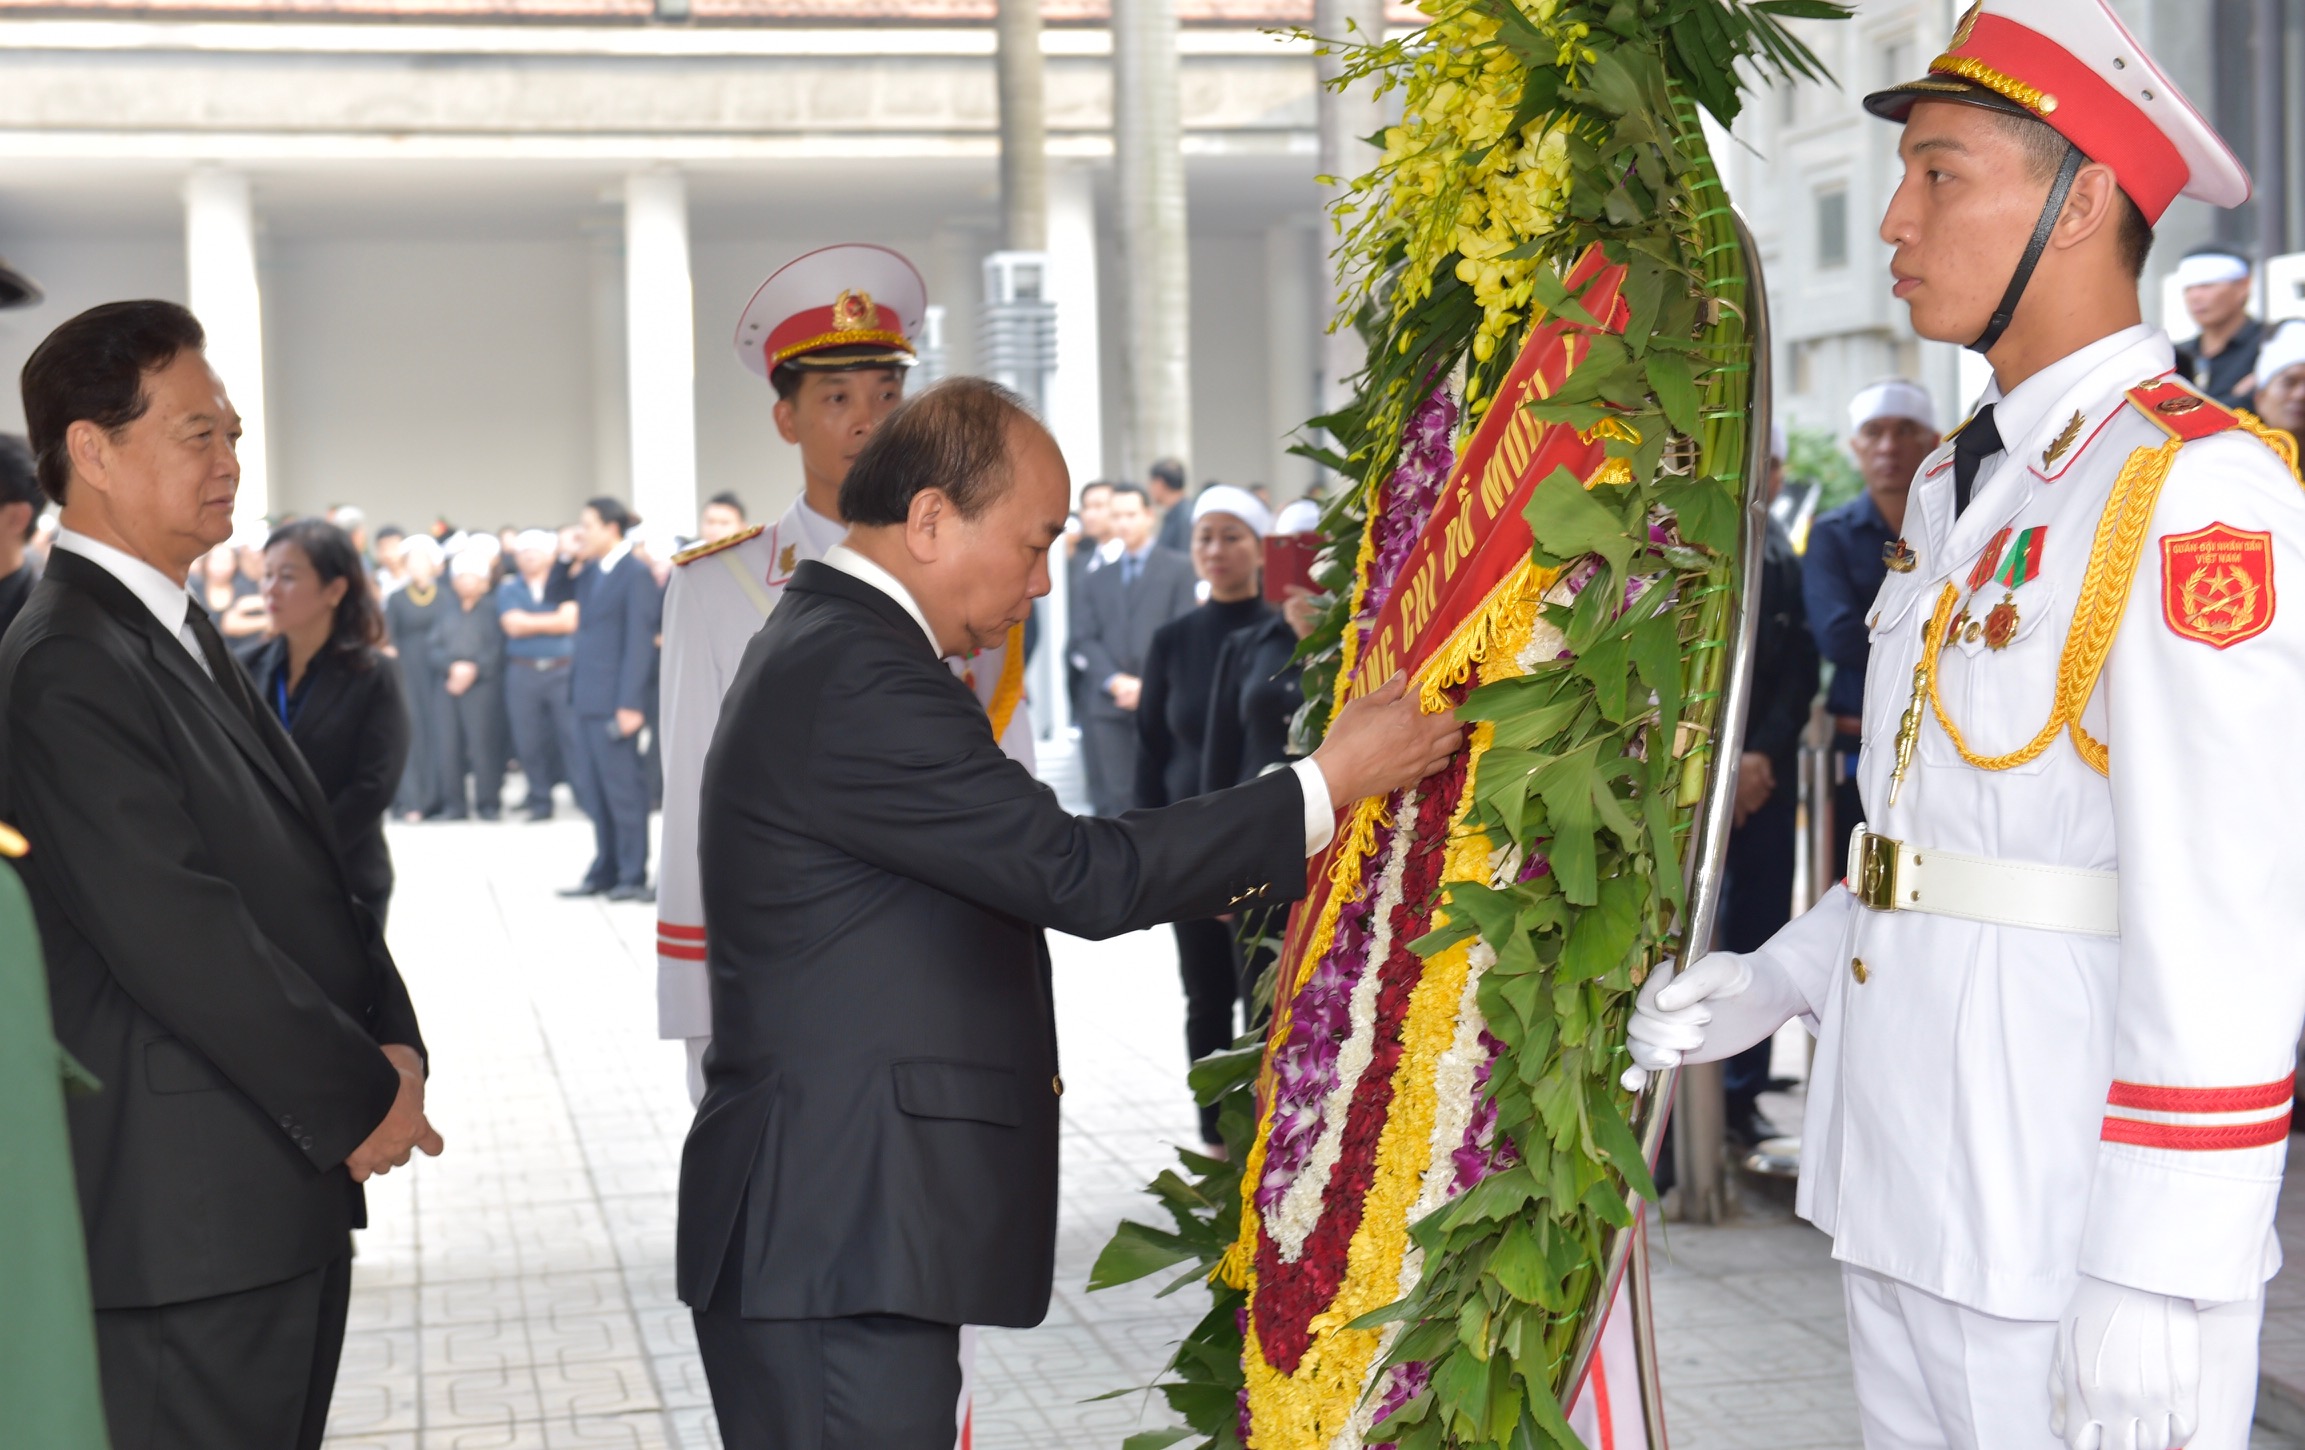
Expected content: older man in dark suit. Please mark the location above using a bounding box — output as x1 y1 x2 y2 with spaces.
564 496 663 901
1071 481 1197 815
3 300 437 1449
680 377 1460 1449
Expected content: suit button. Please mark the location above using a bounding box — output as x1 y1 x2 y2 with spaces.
280 1115 294 1129
298 1135 314 1150
1851 957 1870 984
1051 1076 1063 1096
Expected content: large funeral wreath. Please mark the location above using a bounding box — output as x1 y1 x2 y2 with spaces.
1093 3 1848 1448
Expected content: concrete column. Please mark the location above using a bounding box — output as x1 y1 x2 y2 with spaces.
184 168 271 532
623 169 699 541
1315 0 1385 418
1265 217 1318 493
1112 0 1192 475
588 221 631 503
1046 166 1104 491
2257 0 2288 264
996 0 1048 253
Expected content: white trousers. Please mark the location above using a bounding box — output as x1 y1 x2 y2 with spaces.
1842 1266 2264 1450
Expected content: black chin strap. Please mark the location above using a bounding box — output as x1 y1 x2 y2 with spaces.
1970 143 2086 355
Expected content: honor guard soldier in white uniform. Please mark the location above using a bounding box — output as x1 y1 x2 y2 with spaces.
656 244 1034 1104
1623 5 2305 1447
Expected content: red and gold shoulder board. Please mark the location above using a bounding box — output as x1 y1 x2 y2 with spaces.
672 524 766 567
2125 377 2240 442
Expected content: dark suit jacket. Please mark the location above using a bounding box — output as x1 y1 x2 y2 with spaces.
252 638 412 911
571 552 661 718
679 562 1306 1328
1202 612 1304 794
1745 518 1820 789
1072 545 1197 723
0 550 425 1309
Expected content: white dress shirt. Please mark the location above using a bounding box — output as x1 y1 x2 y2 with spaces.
821 543 1336 855
52 526 213 678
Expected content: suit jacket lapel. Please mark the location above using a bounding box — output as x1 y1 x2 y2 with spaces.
48 553 323 831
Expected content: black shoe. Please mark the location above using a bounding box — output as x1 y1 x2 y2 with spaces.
525 806 554 822
477 808 501 822
559 881 611 899
607 882 656 903
1725 1107 1779 1149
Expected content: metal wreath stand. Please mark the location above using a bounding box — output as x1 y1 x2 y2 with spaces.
1557 209 1775 1450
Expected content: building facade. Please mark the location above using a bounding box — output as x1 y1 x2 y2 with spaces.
0 0 1409 536
1724 0 2305 441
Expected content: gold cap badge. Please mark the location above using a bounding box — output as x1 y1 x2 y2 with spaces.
831 290 879 332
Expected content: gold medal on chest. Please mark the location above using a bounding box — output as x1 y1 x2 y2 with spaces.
1883 538 1918 573
1983 595 2020 650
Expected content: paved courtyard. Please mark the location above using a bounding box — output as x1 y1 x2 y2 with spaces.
322 782 2305 1450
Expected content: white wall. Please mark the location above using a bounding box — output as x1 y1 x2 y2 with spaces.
1186 230 1273 490
0 231 187 439
264 236 596 532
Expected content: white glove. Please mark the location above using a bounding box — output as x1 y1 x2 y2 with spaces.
1619 951 1797 1091
2049 1274 2200 1450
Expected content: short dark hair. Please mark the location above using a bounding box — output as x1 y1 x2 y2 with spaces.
583 496 638 536
0 434 40 541
20 300 207 507
1986 111 2154 280
839 376 1034 527
704 490 747 519
374 524 405 544
1108 482 1151 509
265 518 387 669
1147 458 1187 493
1079 480 1115 501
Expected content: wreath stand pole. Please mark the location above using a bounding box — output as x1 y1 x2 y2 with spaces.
1570 206 1776 1441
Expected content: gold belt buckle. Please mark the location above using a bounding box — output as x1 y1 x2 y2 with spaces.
1856 832 1900 912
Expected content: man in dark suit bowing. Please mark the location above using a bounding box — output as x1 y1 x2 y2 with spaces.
2 300 439 1449
680 376 1459 1449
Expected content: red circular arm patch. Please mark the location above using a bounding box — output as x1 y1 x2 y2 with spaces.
2161 523 2275 649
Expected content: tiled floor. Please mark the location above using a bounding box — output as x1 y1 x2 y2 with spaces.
326 784 2303 1449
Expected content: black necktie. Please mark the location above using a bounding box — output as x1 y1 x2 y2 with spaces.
183 597 263 730
1951 403 2004 517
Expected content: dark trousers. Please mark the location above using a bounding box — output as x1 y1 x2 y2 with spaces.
693 1236 959 1450
1720 784 1797 1124
569 714 650 888
1176 916 1246 1143
390 658 437 818
95 1252 351 1450
1081 714 1138 817
1832 732 1865 851
439 681 506 819
505 660 574 815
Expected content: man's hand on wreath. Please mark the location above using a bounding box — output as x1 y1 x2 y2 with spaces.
1309 674 1465 806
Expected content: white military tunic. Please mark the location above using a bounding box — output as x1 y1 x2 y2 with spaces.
1727 325 2305 1321
654 495 1035 1046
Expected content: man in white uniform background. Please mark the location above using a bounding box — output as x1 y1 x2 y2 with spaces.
1623 4 2305 1448
656 243 1033 1107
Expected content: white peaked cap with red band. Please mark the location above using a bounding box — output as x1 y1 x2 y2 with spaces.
1864 0 2250 224
732 243 927 381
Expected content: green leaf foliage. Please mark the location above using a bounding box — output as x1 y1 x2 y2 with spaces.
1091 3 1846 1447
